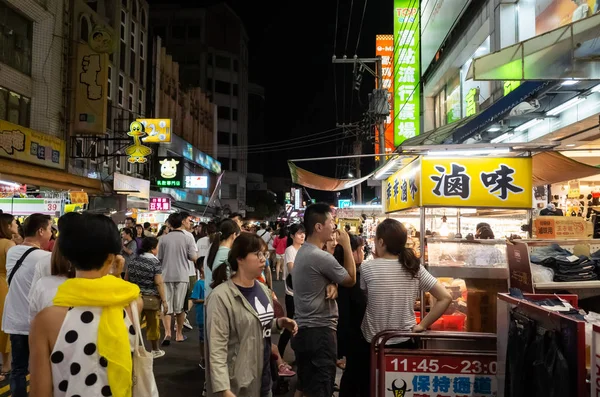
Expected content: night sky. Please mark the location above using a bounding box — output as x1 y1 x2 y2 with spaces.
151 0 393 202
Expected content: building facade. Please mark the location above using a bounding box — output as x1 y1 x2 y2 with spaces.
67 0 150 183
150 2 249 215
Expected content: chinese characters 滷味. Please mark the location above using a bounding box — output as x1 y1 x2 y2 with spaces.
430 163 470 199
480 164 524 200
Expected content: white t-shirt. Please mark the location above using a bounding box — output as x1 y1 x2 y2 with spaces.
30 256 52 294
360 259 437 344
258 230 273 250
283 245 297 296
196 236 211 259
29 275 67 322
3 245 51 335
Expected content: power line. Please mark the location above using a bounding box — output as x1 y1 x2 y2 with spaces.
344 0 355 54
354 0 369 55
241 131 349 152
333 0 340 54
244 134 354 154
243 127 344 149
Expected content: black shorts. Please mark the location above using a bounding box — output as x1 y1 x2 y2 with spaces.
291 327 337 397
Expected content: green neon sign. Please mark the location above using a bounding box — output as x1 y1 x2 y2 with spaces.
465 87 479 117
393 0 420 146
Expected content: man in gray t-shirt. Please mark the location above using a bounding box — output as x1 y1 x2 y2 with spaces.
158 213 197 343
291 203 356 397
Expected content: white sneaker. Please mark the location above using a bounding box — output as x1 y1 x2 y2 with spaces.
152 350 166 359
184 318 193 330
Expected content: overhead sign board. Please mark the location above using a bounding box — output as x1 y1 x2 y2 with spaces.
156 157 183 187
185 175 209 189
138 119 172 143
375 34 395 156
385 159 421 213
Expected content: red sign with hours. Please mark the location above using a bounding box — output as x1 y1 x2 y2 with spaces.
385 355 497 397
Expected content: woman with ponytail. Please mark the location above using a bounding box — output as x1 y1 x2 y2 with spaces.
204 219 240 298
361 218 451 343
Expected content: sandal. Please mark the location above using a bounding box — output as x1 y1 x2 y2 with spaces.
0 370 10 382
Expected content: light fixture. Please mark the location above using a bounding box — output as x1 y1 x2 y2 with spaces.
491 133 512 143
0 180 21 188
514 118 544 132
426 148 510 157
546 96 586 116
439 215 449 237
566 143 576 147
487 126 502 132
374 156 399 179
348 173 354 178
561 80 579 86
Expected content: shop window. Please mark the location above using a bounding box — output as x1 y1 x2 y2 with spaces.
106 100 112 131
141 9 146 28
130 22 136 50
138 88 143 116
75 138 84 157
107 66 112 99
89 141 97 162
118 74 124 107
80 17 89 42
215 55 229 69
0 87 31 127
231 159 237 171
446 75 461 124
218 157 228 170
126 160 132 173
119 42 126 71
139 59 144 87
139 31 144 58
103 143 109 165
217 106 230 119
132 0 138 19
215 80 230 95
115 152 122 170
233 59 239 72
217 131 230 145
231 133 238 146
122 0 127 8
233 84 238 96
232 108 238 121
0 2 33 75
129 49 135 79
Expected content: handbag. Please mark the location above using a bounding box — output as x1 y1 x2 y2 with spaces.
142 295 161 311
130 301 159 397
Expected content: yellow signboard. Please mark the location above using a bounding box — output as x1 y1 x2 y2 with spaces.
138 119 172 143
385 159 421 213
421 157 532 209
0 120 66 169
74 42 108 134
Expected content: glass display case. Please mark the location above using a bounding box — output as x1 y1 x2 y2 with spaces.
424 238 509 333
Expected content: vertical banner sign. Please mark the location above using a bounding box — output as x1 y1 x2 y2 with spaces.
74 43 108 134
394 0 420 146
375 35 395 155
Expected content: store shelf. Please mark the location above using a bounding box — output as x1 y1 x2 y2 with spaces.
428 266 509 279
535 281 600 290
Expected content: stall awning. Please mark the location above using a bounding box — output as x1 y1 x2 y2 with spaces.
450 81 550 143
172 200 215 215
288 161 373 191
0 158 102 194
533 152 600 186
467 13 600 81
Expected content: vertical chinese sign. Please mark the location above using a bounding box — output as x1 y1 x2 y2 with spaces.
393 0 420 146
384 159 421 213
149 197 171 211
375 35 395 156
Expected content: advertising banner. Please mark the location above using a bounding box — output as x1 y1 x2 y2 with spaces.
375 34 395 156
74 42 108 135
156 157 184 188
421 157 532 209
0 198 63 216
385 159 421 213
0 120 66 169
384 354 498 397
393 0 420 146
138 119 172 143
113 173 150 200
149 197 171 211
533 216 591 239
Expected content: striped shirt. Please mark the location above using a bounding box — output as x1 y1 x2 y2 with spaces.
360 259 437 343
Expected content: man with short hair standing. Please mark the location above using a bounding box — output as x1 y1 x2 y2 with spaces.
143 221 155 237
158 213 197 344
292 203 356 397
3 214 52 397
179 211 198 330
124 216 135 229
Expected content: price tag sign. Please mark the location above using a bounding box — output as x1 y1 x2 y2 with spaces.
43 199 62 215
385 355 497 397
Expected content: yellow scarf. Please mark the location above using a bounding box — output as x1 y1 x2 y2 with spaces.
53 276 140 397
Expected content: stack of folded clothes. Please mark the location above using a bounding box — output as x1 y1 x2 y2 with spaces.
531 244 598 282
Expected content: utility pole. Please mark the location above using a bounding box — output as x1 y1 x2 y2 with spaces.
332 56 385 204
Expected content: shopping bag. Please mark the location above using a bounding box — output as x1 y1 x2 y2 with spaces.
130 301 159 397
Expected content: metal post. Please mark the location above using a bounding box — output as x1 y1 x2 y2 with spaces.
376 58 385 163
457 208 461 236
419 207 426 322
527 208 533 238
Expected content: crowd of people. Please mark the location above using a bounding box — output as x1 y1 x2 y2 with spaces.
0 203 453 397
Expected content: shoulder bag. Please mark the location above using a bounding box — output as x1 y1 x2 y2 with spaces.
130 301 159 397
8 247 38 286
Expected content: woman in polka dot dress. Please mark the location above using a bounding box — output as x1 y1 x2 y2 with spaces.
28 214 143 397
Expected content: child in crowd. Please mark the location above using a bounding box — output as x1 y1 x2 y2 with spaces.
191 265 206 368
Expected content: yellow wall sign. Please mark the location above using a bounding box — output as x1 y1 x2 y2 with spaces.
385 159 421 213
74 42 108 134
0 120 66 169
138 119 172 143
421 157 532 208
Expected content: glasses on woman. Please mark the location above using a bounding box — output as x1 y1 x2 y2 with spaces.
254 251 268 260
